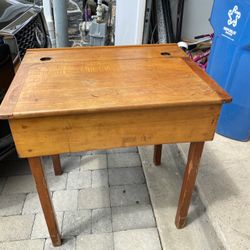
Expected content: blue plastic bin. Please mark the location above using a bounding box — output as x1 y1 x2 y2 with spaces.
207 0 250 141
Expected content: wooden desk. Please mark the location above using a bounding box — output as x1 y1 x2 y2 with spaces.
0 44 231 246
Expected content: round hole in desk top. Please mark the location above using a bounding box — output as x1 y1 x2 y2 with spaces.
161 52 171 57
40 57 52 61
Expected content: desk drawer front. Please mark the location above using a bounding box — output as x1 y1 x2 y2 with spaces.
10 105 221 157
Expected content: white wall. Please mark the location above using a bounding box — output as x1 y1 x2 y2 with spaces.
115 0 146 45
180 0 214 40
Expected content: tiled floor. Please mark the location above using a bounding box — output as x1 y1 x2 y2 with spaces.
0 148 162 250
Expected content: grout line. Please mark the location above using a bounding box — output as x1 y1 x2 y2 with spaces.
20 192 28 215
29 213 36 240
106 153 115 249
42 237 46 250
61 211 65 236
137 147 163 250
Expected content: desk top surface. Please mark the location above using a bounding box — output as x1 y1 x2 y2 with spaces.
0 44 231 119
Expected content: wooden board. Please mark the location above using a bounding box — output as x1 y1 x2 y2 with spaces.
0 44 231 119
10 105 221 157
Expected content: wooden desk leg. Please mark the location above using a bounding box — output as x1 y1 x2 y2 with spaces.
51 155 62 176
175 142 205 229
28 157 61 246
153 144 162 166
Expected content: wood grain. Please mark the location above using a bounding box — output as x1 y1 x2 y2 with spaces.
28 157 61 246
0 45 230 119
10 105 220 158
175 142 205 229
183 57 232 103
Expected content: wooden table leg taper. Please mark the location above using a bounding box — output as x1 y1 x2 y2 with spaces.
154 144 162 166
175 142 205 229
51 155 62 176
28 157 61 246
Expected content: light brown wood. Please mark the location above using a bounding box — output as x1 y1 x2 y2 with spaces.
28 157 61 246
10 105 220 158
153 145 162 166
0 45 230 119
175 142 205 229
51 155 62 176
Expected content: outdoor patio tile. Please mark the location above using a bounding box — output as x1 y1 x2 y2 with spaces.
42 156 54 174
0 214 34 241
53 190 78 212
110 184 150 207
22 193 48 214
0 193 26 216
107 147 138 154
112 205 156 232
0 239 45 250
92 169 109 188
108 153 141 168
31 212 63 239
46 173 67 191
2 175 35 194
108 167 145 186
62 210 91 237
80 154 107 171
78 188 110 209
60 155 81 173
45 238 75 250
114 228 162 250
67 171 91 190
92 208 112 234
76 233 113 250
85 150 107 155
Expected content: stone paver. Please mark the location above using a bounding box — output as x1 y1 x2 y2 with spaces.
31 212 63 239
72 150 107 156
42 156 54 174
0 215 34 241
80 154 107 171
108 167 145 186
46 173 67 191
0 148 160 250
78 188 110 209
45 238 75 250
92 208 112 234
60 155 81 173
114 228 162 250
67 171 91 190
76 233 113 250
92 169 109 188
110 184 150 207
0 193 26 216
53 190 78 212
0 239 44 250
62 210 91 236
22 193 45 214
2 175 35 194
108 153 141 168
107 147 138 154
112 205 156 232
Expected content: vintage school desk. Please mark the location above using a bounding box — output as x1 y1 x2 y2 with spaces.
0 44 231 246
